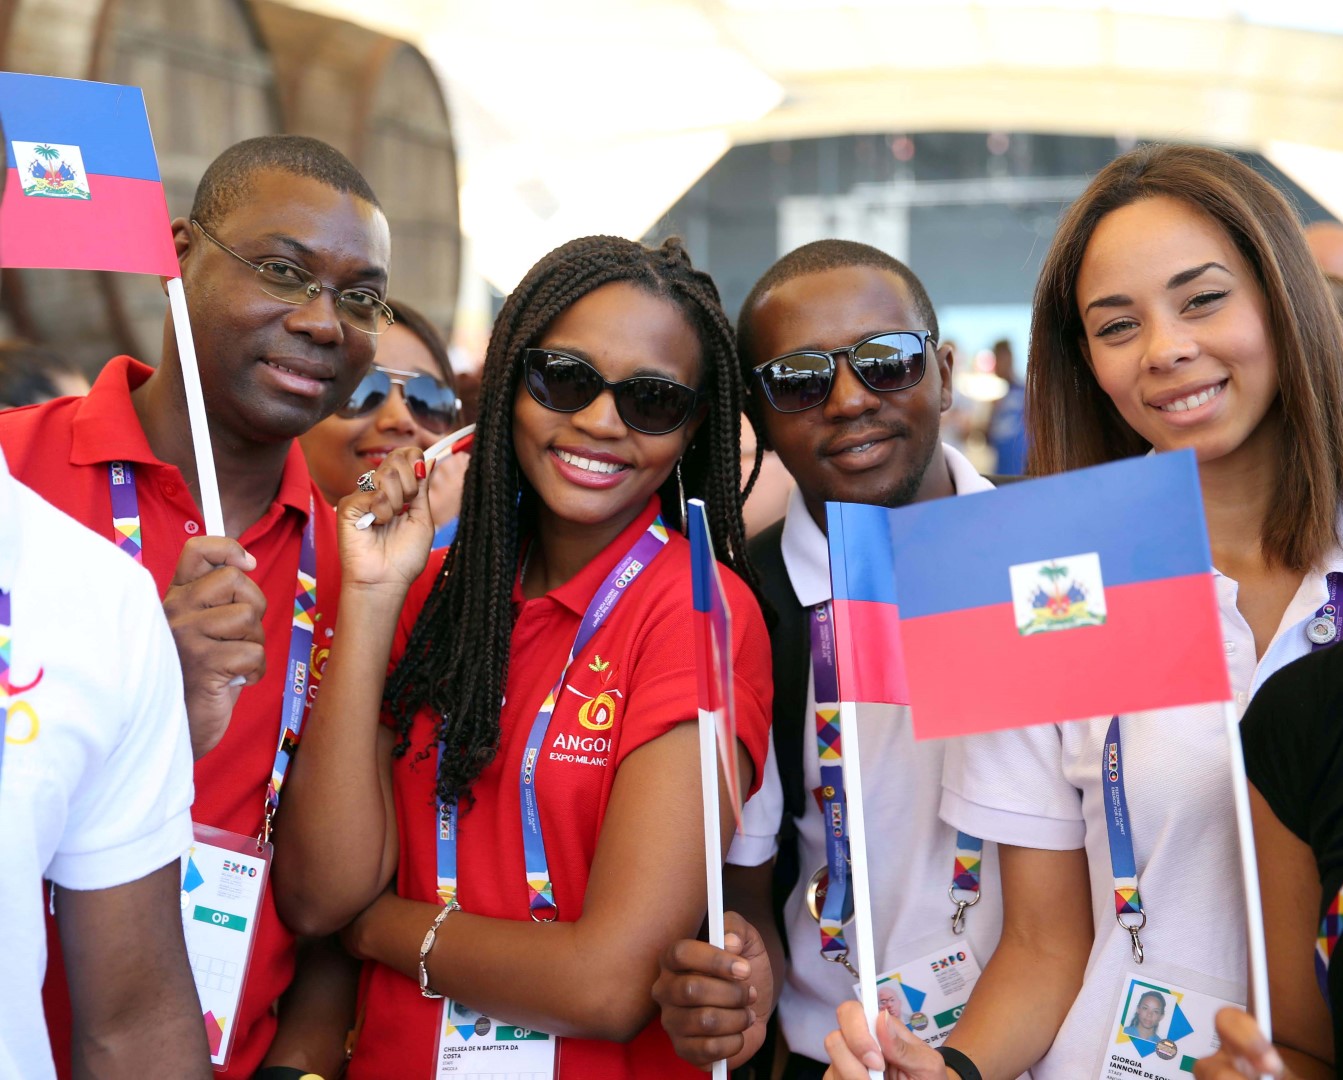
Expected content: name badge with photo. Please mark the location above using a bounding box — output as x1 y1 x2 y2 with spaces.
180 824 270 1070
853 941 983 1047
1098 971 1241 1079
434 998 557 1079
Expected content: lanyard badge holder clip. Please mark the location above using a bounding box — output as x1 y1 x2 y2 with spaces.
1103 716 1146 965
949 832 983 935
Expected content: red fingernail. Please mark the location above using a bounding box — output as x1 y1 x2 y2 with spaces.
399 502 411 515
414 460 426 480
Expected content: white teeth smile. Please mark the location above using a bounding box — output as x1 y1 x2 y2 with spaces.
555 449 626 475
1159 383 1224 413
845 442 877 454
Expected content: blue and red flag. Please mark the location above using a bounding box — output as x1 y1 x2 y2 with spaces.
0 72 178 276
826 502 911 708
827 450 1230 739
689 499 744 827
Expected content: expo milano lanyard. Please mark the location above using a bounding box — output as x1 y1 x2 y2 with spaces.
1307 572 1343 1002
107 461 318 846
1104 579 1343 974
435 517 670 917
808 601 984 981
0 590 9 797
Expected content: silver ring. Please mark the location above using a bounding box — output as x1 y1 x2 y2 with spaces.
356 470 377 493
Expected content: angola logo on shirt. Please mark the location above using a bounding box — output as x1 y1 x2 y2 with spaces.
578 691 617 731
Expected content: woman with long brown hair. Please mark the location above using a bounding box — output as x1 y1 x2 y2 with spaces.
824 144 1343 1079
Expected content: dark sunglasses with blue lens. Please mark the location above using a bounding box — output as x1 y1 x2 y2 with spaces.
338 364 461 434
752 330 932 413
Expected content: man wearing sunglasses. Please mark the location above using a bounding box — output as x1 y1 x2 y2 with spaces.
653 240 1010 1080
0 134 390 1080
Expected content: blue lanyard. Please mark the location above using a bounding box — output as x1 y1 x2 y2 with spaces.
435 517 670 918
0 590 10 796
808 603 985 965
1308 574 1342 1002
809 603 855 975
106 463 317 845
1102 715 1147 963
1306 572 1342 648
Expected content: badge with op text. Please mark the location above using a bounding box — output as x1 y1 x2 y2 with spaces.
180 824 270 1069
1099 972 1238 1079
435 998 557 1079
855 942 983 1048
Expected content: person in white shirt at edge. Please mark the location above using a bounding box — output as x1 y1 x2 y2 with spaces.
824 145 1343 1080
652 240 1019 1080
0 445 205 1079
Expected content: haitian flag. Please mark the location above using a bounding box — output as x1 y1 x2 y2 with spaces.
827 450 1230 739
688 499 743 827
826 502 911 707
0 72 178 276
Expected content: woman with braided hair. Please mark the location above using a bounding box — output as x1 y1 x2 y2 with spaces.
275 235 773 1079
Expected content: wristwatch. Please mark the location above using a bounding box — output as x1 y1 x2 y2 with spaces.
418 902 459 999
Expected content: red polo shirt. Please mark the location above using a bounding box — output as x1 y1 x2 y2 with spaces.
0 355 341 1080
348 497 772 1080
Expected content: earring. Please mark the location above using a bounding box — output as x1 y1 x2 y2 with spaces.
677 458 688 536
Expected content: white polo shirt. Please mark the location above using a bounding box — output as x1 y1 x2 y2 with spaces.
728 444 1008 1063
940 528 1343 1079
0 448 194 1080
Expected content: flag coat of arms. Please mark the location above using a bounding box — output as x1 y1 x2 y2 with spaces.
0 72 178 276
827 451 1230 739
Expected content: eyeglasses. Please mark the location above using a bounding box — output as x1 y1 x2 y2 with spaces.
752 331 932 413
338 364 461 434
522 349 700 436
190 219 394 336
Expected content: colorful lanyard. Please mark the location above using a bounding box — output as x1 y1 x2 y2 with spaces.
1317 888 1341 1006
1305 571 1342 647
808 603 985 972
108 461 144 563
1308 572 1342 1000
0 590 9 794
809 602 855 976
106 462 317 845
1102 715 1146 963
435 517 670 918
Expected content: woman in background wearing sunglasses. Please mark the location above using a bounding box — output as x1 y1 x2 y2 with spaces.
274 235 773 1079
299 298 467 547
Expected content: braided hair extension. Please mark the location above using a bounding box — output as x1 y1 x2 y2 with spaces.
384 235 761 808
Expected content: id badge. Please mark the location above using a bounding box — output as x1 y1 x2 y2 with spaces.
853 941 982 1047
179 824 269 1070
1097 970 1241 1079
434 998 557 1079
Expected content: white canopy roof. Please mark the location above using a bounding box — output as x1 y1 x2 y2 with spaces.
282 0 1343 290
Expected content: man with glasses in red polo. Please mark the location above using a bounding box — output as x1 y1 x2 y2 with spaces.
0 134 391 1080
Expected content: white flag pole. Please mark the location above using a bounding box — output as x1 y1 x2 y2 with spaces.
698 703 729 1080
839 700 883 1080
166 276 225 537
1222 700 1273 1051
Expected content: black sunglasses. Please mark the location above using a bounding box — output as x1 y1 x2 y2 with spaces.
752 331 932 414
522 349 701 436
337 365 461 434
